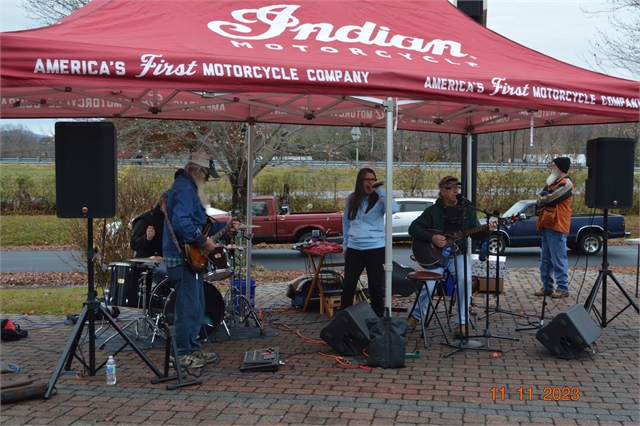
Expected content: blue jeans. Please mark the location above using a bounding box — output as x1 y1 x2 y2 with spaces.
167 263 204 356
411 254 471 324
540 228 569 292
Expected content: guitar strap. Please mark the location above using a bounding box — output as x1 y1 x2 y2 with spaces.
164 212 186 259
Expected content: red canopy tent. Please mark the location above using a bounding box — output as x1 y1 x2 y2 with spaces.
2 0 638 311
1 0 638 131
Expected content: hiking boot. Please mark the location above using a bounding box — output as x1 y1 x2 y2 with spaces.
550 290 570 299
169 354 205 370
191 349 219 363
407 316 420 331
534 288 553 297
453 323 466 339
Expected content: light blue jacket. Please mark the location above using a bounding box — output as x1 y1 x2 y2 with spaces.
342 188 399 251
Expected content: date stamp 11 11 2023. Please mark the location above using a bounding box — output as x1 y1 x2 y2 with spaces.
490 386 581 402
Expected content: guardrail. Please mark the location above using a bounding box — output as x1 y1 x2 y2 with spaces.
1 157 638 172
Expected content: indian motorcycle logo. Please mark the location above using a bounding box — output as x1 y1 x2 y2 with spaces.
207 4 479 67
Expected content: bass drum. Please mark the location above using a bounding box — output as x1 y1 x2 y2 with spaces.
148 279 225 340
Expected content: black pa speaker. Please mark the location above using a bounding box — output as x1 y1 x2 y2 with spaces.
55 122 117 218
320 302 377 356
585 138 635 209
536 304 601 359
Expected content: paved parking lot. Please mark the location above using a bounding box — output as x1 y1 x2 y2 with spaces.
1 267 639 425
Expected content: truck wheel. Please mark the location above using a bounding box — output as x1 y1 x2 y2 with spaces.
579 233 602 255
298 232 314 244
487 235 506 256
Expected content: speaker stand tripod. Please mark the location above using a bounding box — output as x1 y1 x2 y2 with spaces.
44 219 163 399
584 209 639 327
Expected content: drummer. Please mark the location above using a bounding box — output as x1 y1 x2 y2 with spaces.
130 190 169 283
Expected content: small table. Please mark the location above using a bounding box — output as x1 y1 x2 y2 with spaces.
302 242 344 318
624 238 640 297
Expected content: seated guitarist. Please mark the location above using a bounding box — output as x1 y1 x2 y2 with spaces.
162 152 238 369
408 176 496 338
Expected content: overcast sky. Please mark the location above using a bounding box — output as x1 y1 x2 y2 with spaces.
0 0 628 135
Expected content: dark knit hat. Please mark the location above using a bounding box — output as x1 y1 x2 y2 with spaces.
552 157 571 173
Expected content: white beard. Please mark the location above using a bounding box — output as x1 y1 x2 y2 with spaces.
195 175 210 207
546 169 560 186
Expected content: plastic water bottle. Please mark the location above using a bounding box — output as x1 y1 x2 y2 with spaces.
479 241 488 262
439 245 452 268
106 356 116 385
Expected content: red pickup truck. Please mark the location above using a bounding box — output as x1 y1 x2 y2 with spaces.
249 196 343 244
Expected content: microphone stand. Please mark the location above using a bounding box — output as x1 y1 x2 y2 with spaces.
443 202 486 357
478 212 527 321
468 209 519 348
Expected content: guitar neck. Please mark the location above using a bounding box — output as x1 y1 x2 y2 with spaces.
208 220 233 242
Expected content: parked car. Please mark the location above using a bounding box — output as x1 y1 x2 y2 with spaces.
390 198 436 241
485 199 628 256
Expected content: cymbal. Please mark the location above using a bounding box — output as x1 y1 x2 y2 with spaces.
129 256 163 263
225 244 241 249
237 224 260 229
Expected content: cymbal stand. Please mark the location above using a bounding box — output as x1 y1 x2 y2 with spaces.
220 228 264 337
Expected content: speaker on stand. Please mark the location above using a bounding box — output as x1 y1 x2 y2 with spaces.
582 137 639 327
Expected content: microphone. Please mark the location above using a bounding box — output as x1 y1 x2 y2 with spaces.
455 194 474 204
372 181 384 188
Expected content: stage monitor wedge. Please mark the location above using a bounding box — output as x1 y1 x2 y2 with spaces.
320 302 377 356
536 304 601 359
55 122 117 218
585 137 635 210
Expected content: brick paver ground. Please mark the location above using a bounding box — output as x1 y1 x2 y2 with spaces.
1 267 638 425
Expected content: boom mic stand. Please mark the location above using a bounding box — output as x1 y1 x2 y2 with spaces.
584 209 639 326
469 210 519 348
44 218 162 399
443 203 487 357
516 260 551 332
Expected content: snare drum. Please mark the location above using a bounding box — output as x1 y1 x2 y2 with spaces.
148 279 225 340
106 262 153 308
204 244 234 282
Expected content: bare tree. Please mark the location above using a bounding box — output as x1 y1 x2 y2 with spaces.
583 0 640 79
20 0 89 27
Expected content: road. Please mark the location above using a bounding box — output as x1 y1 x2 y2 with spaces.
1 245 638 272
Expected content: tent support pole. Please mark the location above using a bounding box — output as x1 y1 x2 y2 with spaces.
383 97 395 316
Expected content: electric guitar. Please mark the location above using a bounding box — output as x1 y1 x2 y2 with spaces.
411 216 516 267
184 219 235 273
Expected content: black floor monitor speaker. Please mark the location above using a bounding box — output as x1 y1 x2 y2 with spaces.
536 304 601 359
320 302 377 356
585 137 635 209
55 122 117 218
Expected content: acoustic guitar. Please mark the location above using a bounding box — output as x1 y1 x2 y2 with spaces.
184 220 234 273
411 217 516 267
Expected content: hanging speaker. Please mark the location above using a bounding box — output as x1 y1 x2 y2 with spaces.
55 122 117 218
320 302 377 356
585 138 635 209
536 304 601 359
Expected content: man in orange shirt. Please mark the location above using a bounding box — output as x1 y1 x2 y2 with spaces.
535 157 574 299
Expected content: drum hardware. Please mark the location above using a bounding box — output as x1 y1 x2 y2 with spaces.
218 228 264 337
128 256 163 263
100 262 165 349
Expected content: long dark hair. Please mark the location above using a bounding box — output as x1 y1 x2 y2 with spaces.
347 168 379 220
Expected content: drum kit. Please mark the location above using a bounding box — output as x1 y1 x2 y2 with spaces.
101 223 263 347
